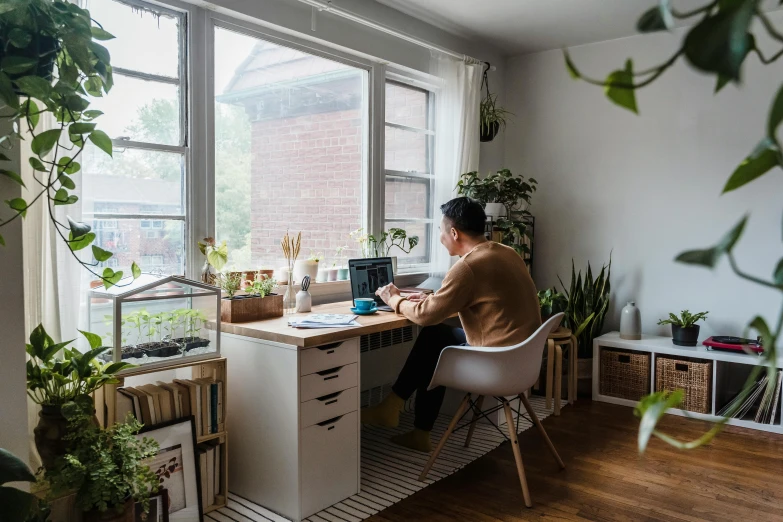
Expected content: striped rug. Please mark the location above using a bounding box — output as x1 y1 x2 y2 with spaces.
209 395 552 522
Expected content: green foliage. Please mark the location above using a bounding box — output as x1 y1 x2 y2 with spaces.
26 324 133 407
0 0 142 289
46 408 159 515
456 169 538 214
198 237 228 272
0 448 49 522
657 310 709 328
495 216 533 260
558 258 612 358
245 272 277 298
565 0 783 452
218 272 243 299
479 92 511 136
537 288 568 318
351 227 420 257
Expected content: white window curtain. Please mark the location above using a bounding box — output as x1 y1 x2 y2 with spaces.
428 52 482 278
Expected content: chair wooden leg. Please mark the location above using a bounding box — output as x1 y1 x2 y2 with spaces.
554 344 563 416
570 334 579 402
419 393 470 482
503 399 532 508
545 339 554 409
566 340 574 404
519 393 565 469
464 395 484 448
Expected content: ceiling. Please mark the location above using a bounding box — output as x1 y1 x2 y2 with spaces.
375 0 782 56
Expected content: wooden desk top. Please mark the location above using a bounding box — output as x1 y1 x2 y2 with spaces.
219 301 416 348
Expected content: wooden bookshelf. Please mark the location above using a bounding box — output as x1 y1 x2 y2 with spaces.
101 357 229 514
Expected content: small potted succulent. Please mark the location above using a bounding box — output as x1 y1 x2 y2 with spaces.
657 310 709 346
46 405 159 522
335 245 350 280
26 325 133 471
537 288 567 321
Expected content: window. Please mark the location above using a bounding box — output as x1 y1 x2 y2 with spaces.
383 80 434 268
213 26 369 270
81 0 187 279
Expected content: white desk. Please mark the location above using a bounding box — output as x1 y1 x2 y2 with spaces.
221 301 420 521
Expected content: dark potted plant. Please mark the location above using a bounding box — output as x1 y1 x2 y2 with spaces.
537 288 568 321
0 448 50 522
478 64 511 142
658 310 709 347
46 406 159 522
26 324 133 471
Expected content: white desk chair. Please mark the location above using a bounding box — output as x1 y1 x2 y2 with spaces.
417 314 566 508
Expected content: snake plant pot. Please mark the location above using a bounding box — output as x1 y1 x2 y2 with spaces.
672 324 700 346
221 294 283 323
84 497 135 522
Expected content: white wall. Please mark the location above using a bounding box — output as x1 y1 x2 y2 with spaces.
0 121 29 465
504 19 783 339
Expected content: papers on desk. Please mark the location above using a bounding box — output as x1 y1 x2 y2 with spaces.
288 314 361 329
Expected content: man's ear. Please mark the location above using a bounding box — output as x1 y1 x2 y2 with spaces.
451 227 460 241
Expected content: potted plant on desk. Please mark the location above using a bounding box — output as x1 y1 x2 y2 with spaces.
220 271 283 323
658 310 709 347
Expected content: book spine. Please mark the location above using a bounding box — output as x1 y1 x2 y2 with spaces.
211 383 218 434
217 382 224 433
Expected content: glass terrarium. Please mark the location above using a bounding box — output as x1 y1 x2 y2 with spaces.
88 275 221 372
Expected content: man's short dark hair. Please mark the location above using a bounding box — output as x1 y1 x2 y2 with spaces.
440 197 486 236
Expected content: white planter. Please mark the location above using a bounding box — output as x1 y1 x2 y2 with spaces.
293 260 319 285
275 266 290 283
316 269 328 283
484 202 506 220
390 256 398 275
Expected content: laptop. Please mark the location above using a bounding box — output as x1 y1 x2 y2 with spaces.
348 257 395 312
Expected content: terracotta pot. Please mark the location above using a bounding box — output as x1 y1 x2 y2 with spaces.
34 405 69 471
84 497 135 522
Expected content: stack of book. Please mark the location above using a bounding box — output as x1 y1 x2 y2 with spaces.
717 370 782 424
116 378 225 436
197 440 223 510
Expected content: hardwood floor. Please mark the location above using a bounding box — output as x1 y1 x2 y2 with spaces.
367 399 783 521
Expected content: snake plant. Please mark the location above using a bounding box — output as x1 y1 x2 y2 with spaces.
558 258 612 358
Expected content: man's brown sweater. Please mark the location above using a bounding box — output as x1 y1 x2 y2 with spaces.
388 241 542 347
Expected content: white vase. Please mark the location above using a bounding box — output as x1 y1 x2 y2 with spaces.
293 260 318 285
295 290 312 313
484 202 506 220
620 301 642 340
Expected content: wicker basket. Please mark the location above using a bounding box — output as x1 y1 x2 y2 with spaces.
655 357 711 414
600 349 650 401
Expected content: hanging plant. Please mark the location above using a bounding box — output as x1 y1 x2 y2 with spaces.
479 63 511 142
0 0 142 289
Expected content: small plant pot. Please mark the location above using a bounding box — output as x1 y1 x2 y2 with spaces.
327 268 339 281
316 269 328 283
483 202 506 220
34 404 69 471
480 121 500 142
84 497 135 522
672 324 700 346
337 267 349 280
293 260 319 284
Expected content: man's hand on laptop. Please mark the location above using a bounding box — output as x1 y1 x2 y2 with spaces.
375 283 400 305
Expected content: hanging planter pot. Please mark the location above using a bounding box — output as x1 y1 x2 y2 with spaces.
478 63 510 143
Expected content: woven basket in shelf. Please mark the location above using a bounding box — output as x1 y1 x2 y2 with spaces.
600 349 650 401
655 357 712 414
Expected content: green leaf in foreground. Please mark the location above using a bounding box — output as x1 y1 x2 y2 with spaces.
676 215 747 268
31 129 62 157
92 245 113 262
6 197 27 217
723 140 780 193
68 231 96 251
605 59 638 114
102 268 123 289
563 50 581 80
131 261 142 279
88 130 113 156
0 169 25 187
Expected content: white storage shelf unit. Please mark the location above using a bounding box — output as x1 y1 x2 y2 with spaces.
593 332 783 435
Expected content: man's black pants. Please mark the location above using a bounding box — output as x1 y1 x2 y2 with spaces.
391 324 467 431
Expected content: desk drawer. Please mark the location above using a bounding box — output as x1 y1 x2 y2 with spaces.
300 363 358 402
301 387 358 428
300 339 359 376
301 411 358 517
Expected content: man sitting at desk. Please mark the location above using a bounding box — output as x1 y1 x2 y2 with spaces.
363 197 541 452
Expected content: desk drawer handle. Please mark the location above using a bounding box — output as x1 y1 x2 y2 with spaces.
318 415 343 429
317 366 343 376
323 375 339 381
316 391 342 402
317 342 343 352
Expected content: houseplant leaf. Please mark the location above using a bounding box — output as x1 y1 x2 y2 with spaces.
722 140 779 193
604 60 638 114
91 245 112 262
31 129 61 157
88 130 113 156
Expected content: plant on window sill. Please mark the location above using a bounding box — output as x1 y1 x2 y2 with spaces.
350 227 419 258
564 0 782 452
0 0 140 290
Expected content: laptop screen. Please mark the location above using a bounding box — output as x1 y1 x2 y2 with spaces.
349 257 394 303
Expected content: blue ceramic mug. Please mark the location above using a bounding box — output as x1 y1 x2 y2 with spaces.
354 298 376 311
